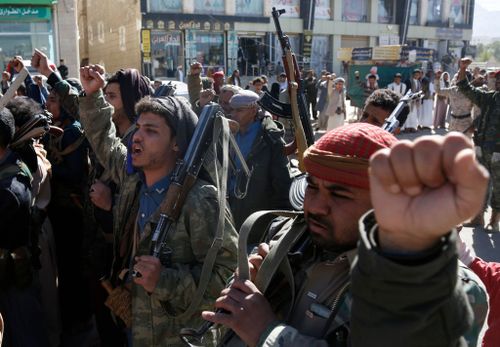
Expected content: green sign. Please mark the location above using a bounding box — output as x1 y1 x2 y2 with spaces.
0 6 51 21
0 0 56 4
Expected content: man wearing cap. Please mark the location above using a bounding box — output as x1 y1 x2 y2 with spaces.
77 64 238 346
218 84 243 116
387 73 407 97
204 123 488 346
228 90 292 230
457 59 500 231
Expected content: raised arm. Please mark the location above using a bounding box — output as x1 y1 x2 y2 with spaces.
78 65 129 185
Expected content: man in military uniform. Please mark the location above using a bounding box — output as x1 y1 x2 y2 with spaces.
204 123 488 346
457 58 500 231
78 64 238 346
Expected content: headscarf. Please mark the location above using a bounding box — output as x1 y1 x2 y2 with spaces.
111 68 152 122
126 96 198 174
303 123 398 189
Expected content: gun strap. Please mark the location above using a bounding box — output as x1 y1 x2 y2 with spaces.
237 210 302 281
173 114 230 320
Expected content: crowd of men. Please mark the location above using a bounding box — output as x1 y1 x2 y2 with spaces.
0 49 499 347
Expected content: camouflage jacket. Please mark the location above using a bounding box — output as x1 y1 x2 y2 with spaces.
79 91 238 346
457 79 500 152
435 80 473 117
257 212 486 347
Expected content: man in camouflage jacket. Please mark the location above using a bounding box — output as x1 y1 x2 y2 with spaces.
204 123 488 347
77 64 238 346
457 58 500 231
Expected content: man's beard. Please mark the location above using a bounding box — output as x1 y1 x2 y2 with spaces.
306 213 357 253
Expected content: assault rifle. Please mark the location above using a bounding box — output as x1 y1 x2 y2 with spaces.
149 104 224 260
382 90 423 134
258 7 315 171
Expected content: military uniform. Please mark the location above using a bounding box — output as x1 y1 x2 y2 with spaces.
457 79 500 217
435 79 474 134
79 91 238 346
252 213 486 347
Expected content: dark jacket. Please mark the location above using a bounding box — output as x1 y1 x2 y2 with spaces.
0 151 31 249
229 116 292 230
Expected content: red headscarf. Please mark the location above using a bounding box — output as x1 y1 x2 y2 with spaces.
303 123 398 189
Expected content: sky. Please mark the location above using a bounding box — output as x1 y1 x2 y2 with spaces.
476 0 500 11
473 0 500 38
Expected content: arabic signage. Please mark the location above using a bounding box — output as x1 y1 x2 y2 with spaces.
436 28 463 40
351 47 372 61
0 6 51 20
372 45 401 61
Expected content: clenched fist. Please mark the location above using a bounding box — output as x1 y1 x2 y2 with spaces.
369 133 489 252
79 64 106 95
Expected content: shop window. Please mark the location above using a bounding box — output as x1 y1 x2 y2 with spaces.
0 32 53 71
147 0 182 13
270 0 300 17
237 36 268 76
273 34 299 72
186 31 224 72
311 35 331 74
235 0 263 16
151 30 182 78
194 0 225 14
315 0 332 19
342 0 368 22
378 0 394 24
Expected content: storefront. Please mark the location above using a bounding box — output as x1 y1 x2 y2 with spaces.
0 0 56 71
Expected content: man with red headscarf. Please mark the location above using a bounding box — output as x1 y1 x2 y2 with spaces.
203 123 488 346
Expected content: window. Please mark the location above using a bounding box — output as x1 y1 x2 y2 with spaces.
311 35 331 74
427 0 441 24
409 0 418 25
315 0 332 20
147 0 182 13
449 0 470 25
151 30 182 78
235 0 263 16
194 0 225 14
378 0 394 23
342 0 368 22
270 0 300 17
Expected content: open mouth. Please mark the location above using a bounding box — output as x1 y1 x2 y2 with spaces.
131 144 143 157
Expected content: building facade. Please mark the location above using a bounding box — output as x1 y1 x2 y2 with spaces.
0 0 79 78
78 0 475 79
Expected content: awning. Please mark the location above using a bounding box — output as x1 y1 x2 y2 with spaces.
0 0 56 5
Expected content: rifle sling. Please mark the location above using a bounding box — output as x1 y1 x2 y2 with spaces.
164 114 231 320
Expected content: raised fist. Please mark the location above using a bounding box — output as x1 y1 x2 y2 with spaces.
31 49 54 77
79 64 106 95
369 133 489 252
